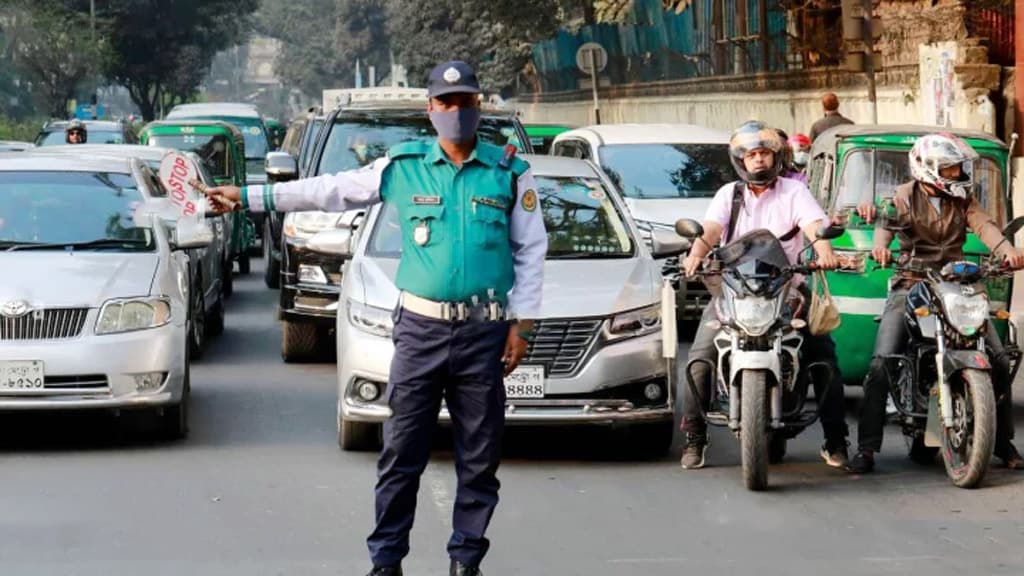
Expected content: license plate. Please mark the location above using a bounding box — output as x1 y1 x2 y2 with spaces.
504 365 545 398
0 361 45 391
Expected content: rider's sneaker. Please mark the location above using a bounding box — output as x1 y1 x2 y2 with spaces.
845 449 875 474
994 442 1024 470
680 433 708 470
820 439 849 468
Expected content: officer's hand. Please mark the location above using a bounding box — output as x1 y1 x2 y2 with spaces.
682 254 703 278
502 326 529 376
872 247 891 268
1004 248 1024 270
857 202 876 224
204 185 242 214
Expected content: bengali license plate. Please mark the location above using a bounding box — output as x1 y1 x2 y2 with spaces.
504 365 545 399
0 361 45 391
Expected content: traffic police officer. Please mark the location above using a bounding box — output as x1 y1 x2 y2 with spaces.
204 61 548 576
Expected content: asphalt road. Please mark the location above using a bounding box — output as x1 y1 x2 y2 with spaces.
1 259 1022 576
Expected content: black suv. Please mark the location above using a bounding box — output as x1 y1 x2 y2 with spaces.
268 94 531 362
263 109 325 289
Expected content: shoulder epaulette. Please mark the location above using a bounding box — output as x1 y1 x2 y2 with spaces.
389 141 430 159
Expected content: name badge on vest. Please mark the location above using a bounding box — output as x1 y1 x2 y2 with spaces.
414 222 430 246
413 195 441 205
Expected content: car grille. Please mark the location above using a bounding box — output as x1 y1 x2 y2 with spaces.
0 308 89 341
523 318 603 377
45 375 109 390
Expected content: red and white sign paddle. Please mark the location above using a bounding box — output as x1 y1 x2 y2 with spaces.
158 151 204 218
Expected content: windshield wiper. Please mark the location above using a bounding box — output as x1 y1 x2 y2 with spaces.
7 238 149 252
547 252 630 259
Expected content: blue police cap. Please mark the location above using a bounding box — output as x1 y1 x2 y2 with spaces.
427 61 481 98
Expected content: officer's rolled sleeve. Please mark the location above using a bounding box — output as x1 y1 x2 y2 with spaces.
507 170 547 319
243 157 390 213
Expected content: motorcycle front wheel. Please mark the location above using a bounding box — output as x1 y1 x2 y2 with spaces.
741 369 769 491
941 368 995 489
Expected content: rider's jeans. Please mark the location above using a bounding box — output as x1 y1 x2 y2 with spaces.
857 290 1015 452
681 296 849 444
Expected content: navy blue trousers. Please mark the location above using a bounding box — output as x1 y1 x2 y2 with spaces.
367 307 509 568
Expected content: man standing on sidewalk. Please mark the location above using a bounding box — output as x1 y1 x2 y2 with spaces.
203 60 548 576
809 92 855 142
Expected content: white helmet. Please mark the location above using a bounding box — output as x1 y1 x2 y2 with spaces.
908 133 978 199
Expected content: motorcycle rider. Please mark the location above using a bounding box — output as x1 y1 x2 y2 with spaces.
787 133 812 183
65 119 87 144
851 133 1024 473
680 120 849 470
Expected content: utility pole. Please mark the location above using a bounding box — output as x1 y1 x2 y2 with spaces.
861 0 877 124
842 0 882 124
1015 0 1023 157
90 0 95 43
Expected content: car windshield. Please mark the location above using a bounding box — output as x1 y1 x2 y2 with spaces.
598 143 733 199
367 175 634 259
836 149 1006 225
37 129 125 146
147 133 233 180
180 116 268 160
0 171 155 251
316 115 519 175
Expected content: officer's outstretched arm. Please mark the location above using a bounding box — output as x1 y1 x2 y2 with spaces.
507 170 548 321
240 157 390 213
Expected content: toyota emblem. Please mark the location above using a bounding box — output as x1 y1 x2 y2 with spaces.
0 300 30 318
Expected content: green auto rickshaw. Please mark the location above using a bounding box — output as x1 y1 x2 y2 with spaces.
523 122 574 155
807 124 1014 385
139 120 256 281
265 118 286 151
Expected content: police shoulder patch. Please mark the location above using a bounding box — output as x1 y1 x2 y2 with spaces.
521 189 537 212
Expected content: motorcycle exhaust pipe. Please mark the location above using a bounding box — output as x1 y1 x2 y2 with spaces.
771 383 783 429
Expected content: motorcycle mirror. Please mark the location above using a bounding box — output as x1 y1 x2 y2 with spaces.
675 218 704 239
816 224 845 240
1002 216 1024 239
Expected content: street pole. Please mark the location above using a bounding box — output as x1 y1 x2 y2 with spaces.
1015 0 1024 157
862 0 877 124
590 49 601 125
90 0 95 43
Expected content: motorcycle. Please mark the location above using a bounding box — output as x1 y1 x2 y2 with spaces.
675 221 844 490
877 254 1021 488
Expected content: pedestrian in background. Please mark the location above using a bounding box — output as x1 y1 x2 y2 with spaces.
809 92 854 142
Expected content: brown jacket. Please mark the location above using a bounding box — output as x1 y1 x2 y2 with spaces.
875 181 1007 283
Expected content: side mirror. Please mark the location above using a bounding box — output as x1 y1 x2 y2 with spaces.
265 151 298 183
1003 216 1024 239
816 224 845 240
674 218 704 239
171 220 214 250
650 227 690 259
307 228 353 258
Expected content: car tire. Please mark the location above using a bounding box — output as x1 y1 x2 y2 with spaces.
207 293 225 338
263 220 281 289
281 320 318 363
338 414 381 451
221 258 234 299
160 367 190 441
188 281 206 360
238 252 251 275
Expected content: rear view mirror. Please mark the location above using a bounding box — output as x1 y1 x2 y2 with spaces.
265 151 298 183
675 218 704 239
816 224 845 240
650 227 690 259
171 220 214 250
307 228 353 258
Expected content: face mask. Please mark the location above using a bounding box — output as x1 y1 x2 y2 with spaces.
429 108 481 144
793 151 809 167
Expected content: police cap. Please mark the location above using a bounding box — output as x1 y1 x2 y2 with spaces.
427 61 481 98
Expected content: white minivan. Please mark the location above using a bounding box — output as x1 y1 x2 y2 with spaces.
551 124 733 321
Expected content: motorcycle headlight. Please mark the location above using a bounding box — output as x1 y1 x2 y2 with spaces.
942 292 988 336
731 295 778 336
96 297 172 335
284 211 345 240
605 304 661 341
347 300 394 337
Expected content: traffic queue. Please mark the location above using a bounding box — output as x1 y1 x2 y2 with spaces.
0 73 1021 498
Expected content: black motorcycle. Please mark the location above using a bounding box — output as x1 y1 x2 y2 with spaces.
675 221 844 490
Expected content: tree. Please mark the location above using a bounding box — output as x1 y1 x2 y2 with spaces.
1 1 102 118
89 0 259 120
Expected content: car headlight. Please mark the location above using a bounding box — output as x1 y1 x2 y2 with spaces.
96 297 172 335
347 300 394 337
605 304 661 341
284 211 345 240
942 292 988 336
731 295 777 336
